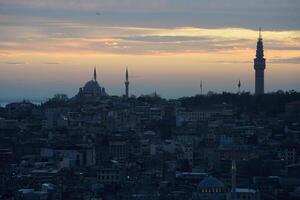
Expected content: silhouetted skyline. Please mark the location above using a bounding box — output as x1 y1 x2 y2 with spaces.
1 2 300 199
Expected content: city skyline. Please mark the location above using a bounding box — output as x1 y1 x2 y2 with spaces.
1 2 300 199
0 0 300 100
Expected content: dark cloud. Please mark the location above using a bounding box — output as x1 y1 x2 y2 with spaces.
215 60 252 64
43 62 60 65
270 57 300 64
119 35 210 43
5 62 26 65
266 39 300 51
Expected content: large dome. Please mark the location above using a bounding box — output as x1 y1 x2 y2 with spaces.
75 68 108 100
84 80 100 90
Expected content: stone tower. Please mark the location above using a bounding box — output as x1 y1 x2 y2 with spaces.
254 28 266 95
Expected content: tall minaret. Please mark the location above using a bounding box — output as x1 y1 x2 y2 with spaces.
200 80 203 95
254 27 266 95
231 159 237 200
125 67 129 98
94 66 97 82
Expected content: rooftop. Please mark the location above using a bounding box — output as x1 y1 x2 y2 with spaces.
235 188 257 193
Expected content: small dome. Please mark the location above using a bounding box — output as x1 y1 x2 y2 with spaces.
198 176 225 189
84 80 99 90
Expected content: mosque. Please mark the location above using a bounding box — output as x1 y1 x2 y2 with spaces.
75 67 108 101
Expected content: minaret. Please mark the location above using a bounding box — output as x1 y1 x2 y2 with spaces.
231 159 237 200
254 27 266 95
94 66 97 82
238 80 241 94
125 67 129 98
200 80 203 95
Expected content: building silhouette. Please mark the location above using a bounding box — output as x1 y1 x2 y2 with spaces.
254 28 266 95
76 67 107 100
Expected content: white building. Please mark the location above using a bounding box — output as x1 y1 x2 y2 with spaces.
176 105 233 126
227 188 260 200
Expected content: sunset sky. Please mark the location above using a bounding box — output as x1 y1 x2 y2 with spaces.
0 0 300 100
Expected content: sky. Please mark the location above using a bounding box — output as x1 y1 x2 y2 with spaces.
0 0 300 100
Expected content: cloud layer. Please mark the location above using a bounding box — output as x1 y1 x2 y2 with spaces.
1 0 299 57
1 0 300 29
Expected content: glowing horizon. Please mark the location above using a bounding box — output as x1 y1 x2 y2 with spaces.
0 0 300 100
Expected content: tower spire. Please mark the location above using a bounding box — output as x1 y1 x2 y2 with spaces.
93 66 97 81
259 27 262 40
238 79 241 94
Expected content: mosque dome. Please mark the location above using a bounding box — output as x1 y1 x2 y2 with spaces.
76 67 108 100
84 80 100 90
198 176 225 189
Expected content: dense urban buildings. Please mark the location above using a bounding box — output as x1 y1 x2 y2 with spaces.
1 92 300 200
1 55 300 199
0 25 300 200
